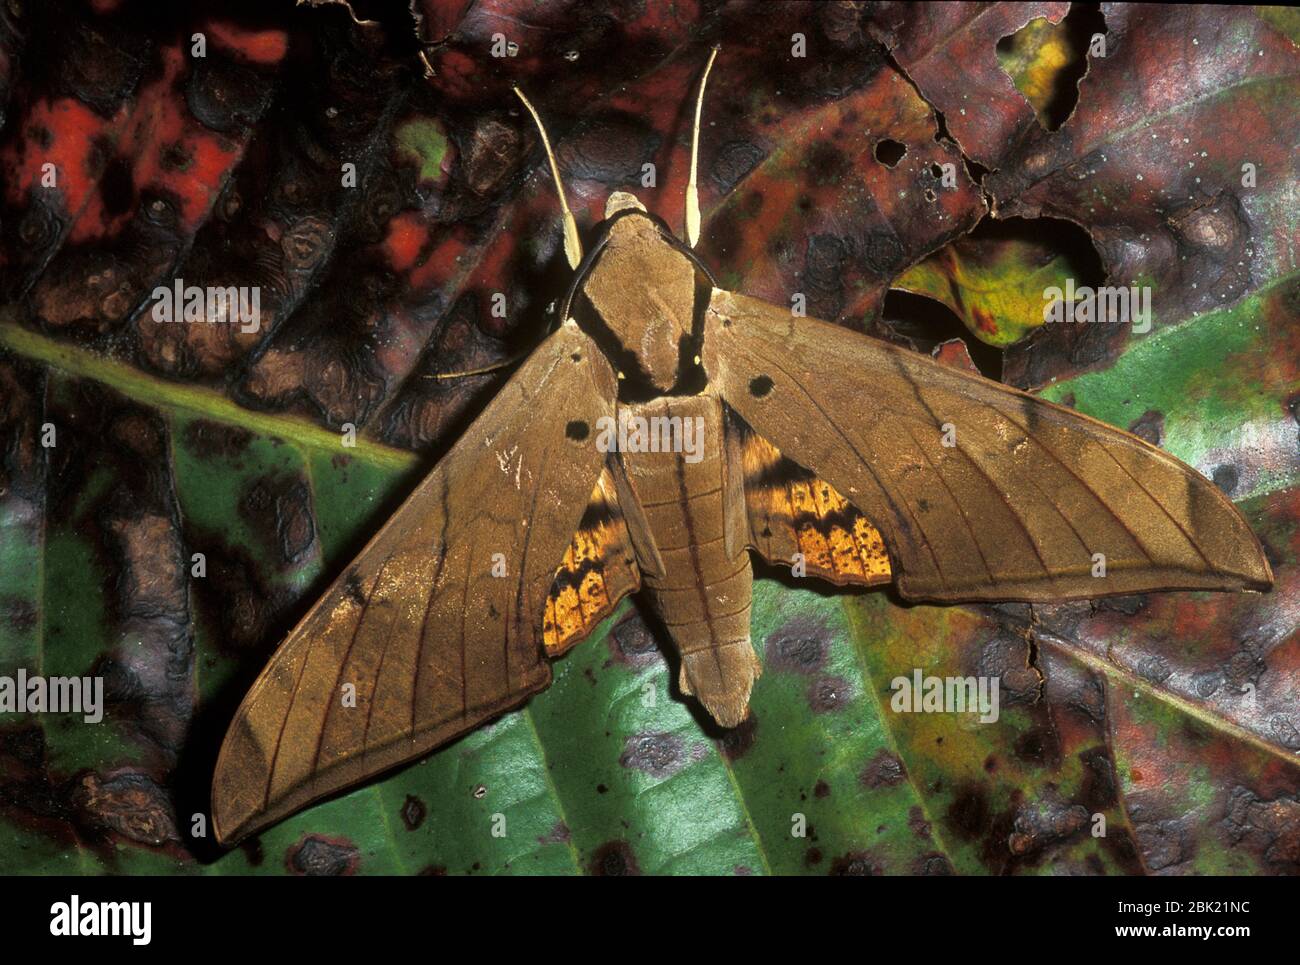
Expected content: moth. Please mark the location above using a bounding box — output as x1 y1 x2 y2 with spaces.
212 50 1272 844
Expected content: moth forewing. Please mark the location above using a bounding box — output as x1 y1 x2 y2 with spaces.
700 287 1272 603
211 323 617 844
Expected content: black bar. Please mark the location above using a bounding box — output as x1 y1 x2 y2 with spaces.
4 873 1288 951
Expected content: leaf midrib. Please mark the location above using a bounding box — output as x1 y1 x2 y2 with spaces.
0 313 417 473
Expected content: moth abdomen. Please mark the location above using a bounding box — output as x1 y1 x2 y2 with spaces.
617 393 762 727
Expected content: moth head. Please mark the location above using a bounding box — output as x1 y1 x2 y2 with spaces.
605 191 645 218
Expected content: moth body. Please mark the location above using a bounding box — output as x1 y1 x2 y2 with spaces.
574 197 764 725
614 393 760 728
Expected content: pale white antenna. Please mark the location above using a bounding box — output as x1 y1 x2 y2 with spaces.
512 86 583 270
685 46 720 249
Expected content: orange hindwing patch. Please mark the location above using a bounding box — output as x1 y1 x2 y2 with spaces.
739 430 892 587
542 469 640 655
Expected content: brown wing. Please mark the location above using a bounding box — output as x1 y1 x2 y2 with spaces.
726 410 892 587
542 467 641 656
702 289 1272 603
212 323 617 844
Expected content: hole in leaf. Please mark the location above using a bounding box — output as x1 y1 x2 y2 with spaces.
341 0 426 58
873 139 907 168
883 214 1106 379
881 291 1005 381
996 3 1108 131
565 420 589 441
749 375 774 398
969 213 1106 285
932 109 956 146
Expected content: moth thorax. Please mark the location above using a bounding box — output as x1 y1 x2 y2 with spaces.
582 213 696 394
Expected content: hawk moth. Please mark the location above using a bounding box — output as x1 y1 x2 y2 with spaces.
211 50 1272 844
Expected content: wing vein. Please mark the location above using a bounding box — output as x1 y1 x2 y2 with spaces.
313 560 389 773
410 472 451 737
888 354 1054 580
992 406 1159 565
952 415 1096 567
262 628 318 810
898 420 997 585
511 443 548 684
1093 439 1212 569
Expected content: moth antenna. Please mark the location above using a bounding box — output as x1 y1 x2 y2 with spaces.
685 45 719 249
512 85 583 270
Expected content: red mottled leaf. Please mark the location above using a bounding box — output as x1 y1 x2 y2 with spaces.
986 4 1299 358
869 0 1071 167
